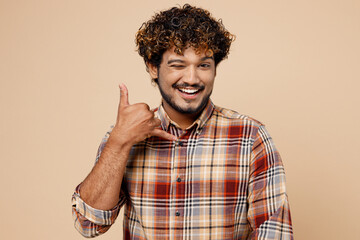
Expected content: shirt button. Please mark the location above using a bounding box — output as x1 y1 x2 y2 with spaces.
178 141 184 146
175 211 180 216
177 177 182 182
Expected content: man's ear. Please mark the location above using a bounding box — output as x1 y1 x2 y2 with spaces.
147 63 158 79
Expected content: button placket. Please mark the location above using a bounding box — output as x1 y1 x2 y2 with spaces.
170 132 180 231
174 136 186 222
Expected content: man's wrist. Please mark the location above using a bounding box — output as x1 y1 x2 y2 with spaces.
105 136 133 155
107 126 134 151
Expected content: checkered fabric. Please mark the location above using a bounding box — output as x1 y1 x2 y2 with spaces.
72 100 293 239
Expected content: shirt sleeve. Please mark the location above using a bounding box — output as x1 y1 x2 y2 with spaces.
247 125 293 240
71 128 127 238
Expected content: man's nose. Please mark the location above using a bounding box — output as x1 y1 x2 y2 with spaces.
183 66 199 84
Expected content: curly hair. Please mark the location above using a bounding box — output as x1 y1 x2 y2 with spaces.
135 4 235 68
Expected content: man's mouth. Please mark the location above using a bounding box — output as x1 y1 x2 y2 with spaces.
174 83 205 97
177 87 201 95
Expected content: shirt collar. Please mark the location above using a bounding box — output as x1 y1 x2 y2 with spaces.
155 100 215 132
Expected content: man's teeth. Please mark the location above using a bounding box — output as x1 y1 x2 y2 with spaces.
178 88 199 94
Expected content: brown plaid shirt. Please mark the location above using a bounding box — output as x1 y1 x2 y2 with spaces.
72 100 293 239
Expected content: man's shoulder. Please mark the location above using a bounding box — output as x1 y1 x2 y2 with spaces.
212 105 263 127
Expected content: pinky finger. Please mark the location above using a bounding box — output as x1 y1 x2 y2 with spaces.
151 129 177 141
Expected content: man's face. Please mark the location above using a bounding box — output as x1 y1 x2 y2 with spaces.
149 47 216 119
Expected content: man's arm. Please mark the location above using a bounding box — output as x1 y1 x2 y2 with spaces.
247 125 293 240
72 84 176 236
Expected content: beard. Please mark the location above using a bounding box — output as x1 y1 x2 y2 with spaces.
158 81 212 115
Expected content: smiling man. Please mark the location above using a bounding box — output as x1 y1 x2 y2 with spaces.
72 4 293 239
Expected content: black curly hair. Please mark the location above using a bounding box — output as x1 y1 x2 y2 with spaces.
135 4 235 69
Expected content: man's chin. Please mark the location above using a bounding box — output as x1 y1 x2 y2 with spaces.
178 108 201 115
174 102 207 115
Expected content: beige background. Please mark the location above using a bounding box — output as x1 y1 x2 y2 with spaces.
1 0 359 239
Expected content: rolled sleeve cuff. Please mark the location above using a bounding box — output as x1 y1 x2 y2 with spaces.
71 184 125 226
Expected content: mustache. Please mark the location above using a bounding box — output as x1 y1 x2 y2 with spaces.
172 83 205 90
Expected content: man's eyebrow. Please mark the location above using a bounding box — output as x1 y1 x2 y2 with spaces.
201 56 214 61
167 59 185 64
167 57 214 64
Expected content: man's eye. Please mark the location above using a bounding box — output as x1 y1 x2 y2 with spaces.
170 65 185 68
200 63 211 68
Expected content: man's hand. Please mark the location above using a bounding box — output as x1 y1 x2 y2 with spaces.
109 84 176 149
79 84 176 210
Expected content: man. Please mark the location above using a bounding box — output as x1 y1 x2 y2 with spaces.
72 4 293 239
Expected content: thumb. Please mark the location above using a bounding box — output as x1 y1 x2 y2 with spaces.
119 83 130 108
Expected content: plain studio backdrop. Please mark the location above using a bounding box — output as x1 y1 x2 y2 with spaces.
1 0 359 239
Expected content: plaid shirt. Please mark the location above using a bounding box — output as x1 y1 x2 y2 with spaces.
72 100 293 239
